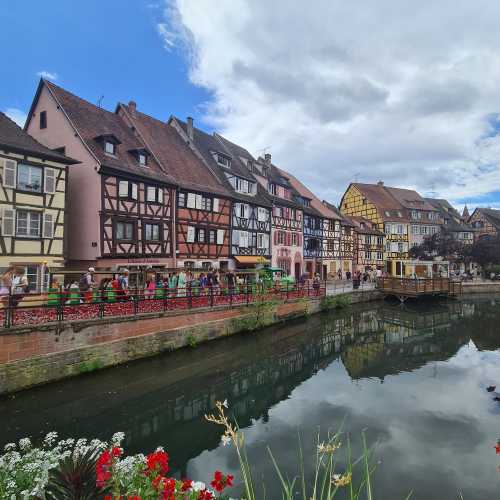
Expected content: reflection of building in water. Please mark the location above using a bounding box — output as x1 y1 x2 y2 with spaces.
342 302 471 379
0 299 494 478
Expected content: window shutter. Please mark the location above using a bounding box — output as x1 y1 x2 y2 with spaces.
119 180 128 197
131 183 138 200
195 194 202 209
187 193 196 208
44 168 56 194
43 212 54 238
187 226 195 243
241 231 248 248
157 188 163 203
217 229 224 245
1 208 15 236
298 233 302 246
264 234 270 249
2 159 16 189
147 186 155 202
213 198 219 212
243 204 250 219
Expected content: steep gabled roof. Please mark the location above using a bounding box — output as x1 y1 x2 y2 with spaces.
349 183 408 222
42 80 173 184
116 108 228 195
278 167 341 220
0 110 77 164
171 117 271 205
348 216 385 236
472 208 500 230
322 201 355 227
385 186 436 212
425 198 473 232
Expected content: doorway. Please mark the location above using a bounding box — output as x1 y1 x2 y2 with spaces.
294 262 301 279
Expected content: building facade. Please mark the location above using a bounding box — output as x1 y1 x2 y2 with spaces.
0 111 77 291
468 208 500 240
169 119 272 268
26 80 178 272
348 217 385 272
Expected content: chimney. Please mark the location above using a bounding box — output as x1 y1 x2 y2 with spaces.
186 116 194 141
264 153 272 164
128 101 137 116
377 180 384 186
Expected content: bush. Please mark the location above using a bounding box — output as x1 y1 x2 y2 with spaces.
320 294 351 312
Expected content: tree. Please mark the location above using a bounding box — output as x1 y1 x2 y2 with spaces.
468 234 500 269
409 230 467 262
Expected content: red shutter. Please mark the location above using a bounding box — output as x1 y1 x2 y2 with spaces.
286 232 291 246
298 233 302 246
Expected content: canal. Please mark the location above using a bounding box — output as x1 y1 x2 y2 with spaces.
1 296 500 499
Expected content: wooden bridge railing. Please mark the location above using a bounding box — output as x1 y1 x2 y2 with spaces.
377 277 462 296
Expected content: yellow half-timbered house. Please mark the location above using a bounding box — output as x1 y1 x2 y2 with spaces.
340 182 410 276
0 111 78 291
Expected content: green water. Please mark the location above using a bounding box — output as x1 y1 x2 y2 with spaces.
2 296 500 499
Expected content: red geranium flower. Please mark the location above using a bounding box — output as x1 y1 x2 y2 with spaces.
197 490 214 500
152 475 163 490
162 477 176 500
210 470 234 492
96 450 113 488
146 450 169 476
181 479 193 491
495 443 500 454
112 446 122 457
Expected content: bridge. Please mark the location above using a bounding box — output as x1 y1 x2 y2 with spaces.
378 277 463 303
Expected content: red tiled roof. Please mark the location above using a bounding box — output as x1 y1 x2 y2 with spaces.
351 183 409 222
45 81 174 184
120 107 229 195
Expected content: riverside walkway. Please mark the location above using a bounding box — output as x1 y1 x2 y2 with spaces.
378 277 463 302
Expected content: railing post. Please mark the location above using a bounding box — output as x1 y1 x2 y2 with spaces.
57 285 64 323
4 290 12 329
209 285 214 308
133 287 139 316
188 285 193 309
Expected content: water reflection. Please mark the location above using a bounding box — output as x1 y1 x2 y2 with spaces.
2 297 500 499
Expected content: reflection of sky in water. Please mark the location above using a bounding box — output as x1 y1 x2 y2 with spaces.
2 298 500 499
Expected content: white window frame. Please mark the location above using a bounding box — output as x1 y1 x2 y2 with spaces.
213 198 219 212
43 212 54 238
105 141 115 154
16 210 41 238
1 158 17 189
44 168 56 194
17 164 43 193
187 226 195 243
217 229 225 245
1 207 15 236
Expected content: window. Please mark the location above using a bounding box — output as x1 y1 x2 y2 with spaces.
209 230 216 243
234 177 251 193
39 111 47 129
377 236 384 246
268 183 277 195
428 212 437 220
397 211 403 218
257 233 269 249
377 252 383 260
186 192 213 211
105 142 115 155
257 207 268 222
16 210 41 237
216 154 231 168
277 231 285 245
364 235 371 244
43 213 54 238
144 223 160 241
178 192 186 207
184 261 195 269
411 210 421 220
147 186 163 203
397 224 404 234
118 181 138 200
412 225 419 234
236 203 249 219
217 229 225 245
235 230 250 248
398 242 405 253
291 233 298 246
197 228 205 242
116 221 134 240
17 164 42 193
139 153 147 166
385 211 391 217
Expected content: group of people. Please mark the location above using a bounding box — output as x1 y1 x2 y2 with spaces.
0 267 30 308
334 268 383 282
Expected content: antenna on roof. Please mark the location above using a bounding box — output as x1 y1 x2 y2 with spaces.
97 95 104 108
256 146 271 157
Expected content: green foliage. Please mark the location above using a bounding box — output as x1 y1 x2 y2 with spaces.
320 294 351 312
186 334 198 348
77 358 104 374
45 446 105 500
297 296 310 316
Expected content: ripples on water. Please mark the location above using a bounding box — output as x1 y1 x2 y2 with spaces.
2 296 500 499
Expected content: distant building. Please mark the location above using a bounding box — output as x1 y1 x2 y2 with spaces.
468 207 500 240
0 110 78 290
425 198 474 244
347 217 385 273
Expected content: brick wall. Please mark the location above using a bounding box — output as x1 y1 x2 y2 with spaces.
0 290 382 395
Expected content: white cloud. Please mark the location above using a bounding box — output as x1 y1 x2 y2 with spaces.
37 70 58 81
161 0 500 207
5 108 27 127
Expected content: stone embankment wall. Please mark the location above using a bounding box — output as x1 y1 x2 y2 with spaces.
462 282 500 294
0 290 382 395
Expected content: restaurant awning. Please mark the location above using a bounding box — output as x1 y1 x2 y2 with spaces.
234 256 270 264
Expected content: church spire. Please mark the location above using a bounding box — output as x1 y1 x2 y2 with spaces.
462 204 470 220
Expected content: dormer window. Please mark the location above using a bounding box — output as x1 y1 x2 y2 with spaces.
105 141 115 154
96 134 121 155
216 153 231 168
129 148 149 166
139 153 147 166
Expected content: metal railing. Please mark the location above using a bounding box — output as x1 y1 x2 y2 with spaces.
0 281 327 330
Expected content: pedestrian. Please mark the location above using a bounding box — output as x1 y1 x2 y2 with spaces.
11 267 29 307
313 273 321 296
177 270 187 298
227 270 236 295
0 266 14 307
79 267 96 303
337 269 342 280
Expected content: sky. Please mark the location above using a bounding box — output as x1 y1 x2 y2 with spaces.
2 1 500 211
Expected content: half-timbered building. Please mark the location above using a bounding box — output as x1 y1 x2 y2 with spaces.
26 80 176 271
250 155 304 277
468 207 500 241
284 170 344 279
340 182 410 277
169 117 272 268
348 217 385 272
0 111 78 291
118 106 232 270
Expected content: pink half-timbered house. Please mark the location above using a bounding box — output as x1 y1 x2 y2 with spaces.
26 80 176 271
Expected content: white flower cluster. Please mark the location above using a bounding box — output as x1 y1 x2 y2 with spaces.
0 432 111 499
